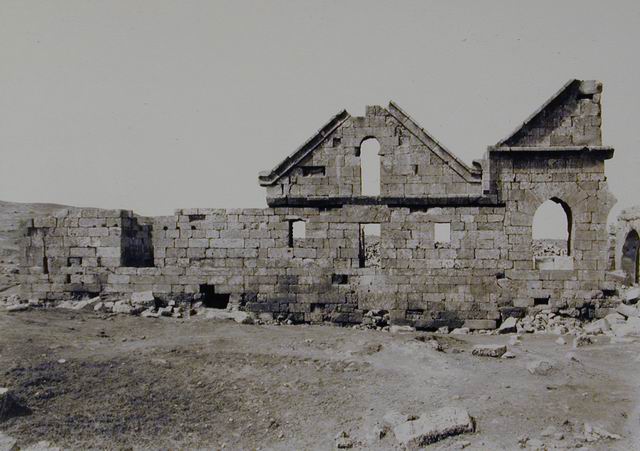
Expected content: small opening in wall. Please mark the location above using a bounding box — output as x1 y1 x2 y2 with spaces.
332 274 349 285
302 166 325 177
199 284 230 309
288 220 306 247
359 223 381 268
534 297 549 306
68 257 82 266
189 214 206 222
191 225 196 230
412 165 419 175
434 223 451 244
163 226 168 231
332 137 341 147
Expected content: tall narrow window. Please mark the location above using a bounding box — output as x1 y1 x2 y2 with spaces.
359 223 381 268
621 230 640 285
358 137 381 196
288 220 306 247
532 198 572 257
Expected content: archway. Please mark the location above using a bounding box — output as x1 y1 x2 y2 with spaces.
532 197 572 257
621 229 640 285
358 137 380 196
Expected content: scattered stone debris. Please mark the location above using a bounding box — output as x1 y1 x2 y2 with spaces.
572 335 594 348
526 360 554 376
471 344 507 358
335 431 353 449
391 406 475 448
583 422 621 442
0 387 30 422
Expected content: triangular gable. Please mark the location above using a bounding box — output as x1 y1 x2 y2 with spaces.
258 110 350 186
387 101 481 182
495 79 602 147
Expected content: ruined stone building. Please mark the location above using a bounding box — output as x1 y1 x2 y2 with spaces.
21 79 622 329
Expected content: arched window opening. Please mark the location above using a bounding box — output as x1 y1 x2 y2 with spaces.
621 229 640 285
358 137 380 196
532 198 573 270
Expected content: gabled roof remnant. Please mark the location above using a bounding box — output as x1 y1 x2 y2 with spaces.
259 102 481 187
495 79 602 148
258 110 350 186
387 102 481 182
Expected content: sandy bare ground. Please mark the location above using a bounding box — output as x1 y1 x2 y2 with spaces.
1 308 639 450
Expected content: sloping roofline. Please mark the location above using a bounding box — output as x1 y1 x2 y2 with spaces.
495 79 580 147
386 101 480 182
258 110 350 187
259 102 480 186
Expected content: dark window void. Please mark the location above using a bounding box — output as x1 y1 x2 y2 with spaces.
358 137 381 196
532 197 572 257
301 166 325 177
199 285 230 309
121 217 154 267
288 220 306 247
359 223 381 268
534 297 549 306
189 214 206 222
622 229 640 285
332 274 349 284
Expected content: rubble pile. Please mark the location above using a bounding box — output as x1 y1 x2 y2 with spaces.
531 239 568 257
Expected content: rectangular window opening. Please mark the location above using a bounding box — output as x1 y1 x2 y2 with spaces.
331 274 349 285
288 220 306 247
359 223 381 268
534 297 549 306
301 166 325 177
199 284 230 309
434 222 451 245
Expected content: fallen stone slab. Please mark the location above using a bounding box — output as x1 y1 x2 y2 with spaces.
389 325 415 334
471 344 507 358
463 319 497 330
0 387 30 422
615 303 639 319
392 406 475 448
451 327 469 335
131 291 155 307
624 287 640 304
498 317 517 334
526 360 554 376
584 318 610 335
5 304 28 312
71 296 101 311
611 316 640 338
0 432 18 451
112 301 133 315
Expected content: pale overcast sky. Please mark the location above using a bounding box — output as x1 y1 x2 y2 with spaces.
2 1 639 236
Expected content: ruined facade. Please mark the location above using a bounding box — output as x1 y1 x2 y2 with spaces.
20 80 618 328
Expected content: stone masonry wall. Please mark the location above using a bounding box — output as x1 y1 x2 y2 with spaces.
19 79 618 328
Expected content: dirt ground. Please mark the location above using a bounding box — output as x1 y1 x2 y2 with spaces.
1 309 639 450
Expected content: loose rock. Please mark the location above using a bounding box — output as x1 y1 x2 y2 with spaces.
526 360 554 376
471 344 507 358
391 406 475 447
